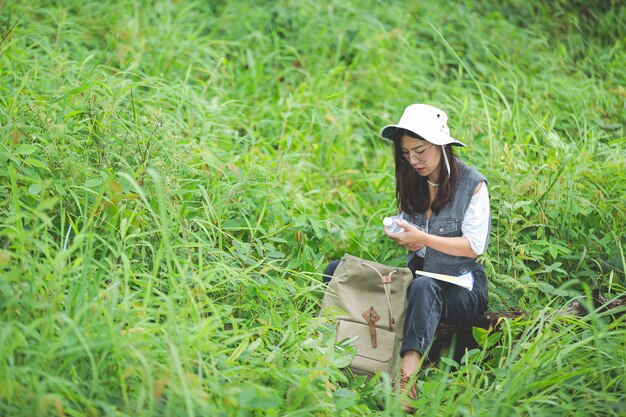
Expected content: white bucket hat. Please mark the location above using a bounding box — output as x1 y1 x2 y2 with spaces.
379 104 465 147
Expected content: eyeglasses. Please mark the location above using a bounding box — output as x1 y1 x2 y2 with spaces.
401 144 434 163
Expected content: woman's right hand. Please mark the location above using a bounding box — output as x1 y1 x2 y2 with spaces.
385 220 428 252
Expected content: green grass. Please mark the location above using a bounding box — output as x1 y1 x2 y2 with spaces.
1 0 625 415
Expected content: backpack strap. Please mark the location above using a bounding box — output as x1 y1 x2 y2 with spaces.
361 261 397 330
361 307 381 348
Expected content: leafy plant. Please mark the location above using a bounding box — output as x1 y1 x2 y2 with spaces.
0 0 624 415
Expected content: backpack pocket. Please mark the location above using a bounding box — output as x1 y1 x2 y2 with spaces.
336 320 401 377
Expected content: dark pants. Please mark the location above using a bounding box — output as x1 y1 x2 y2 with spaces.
322 260 341 284
322 257 488 357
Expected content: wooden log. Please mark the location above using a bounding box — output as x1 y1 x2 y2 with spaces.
429 310 524 363
565 289 626 317
428 292 625 363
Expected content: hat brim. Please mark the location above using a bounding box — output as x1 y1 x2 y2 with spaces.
379 125 465 147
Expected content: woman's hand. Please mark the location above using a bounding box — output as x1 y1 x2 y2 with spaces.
385 220 430 252
386 220 479 258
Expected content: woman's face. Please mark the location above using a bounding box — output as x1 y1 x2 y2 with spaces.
399 134 441 179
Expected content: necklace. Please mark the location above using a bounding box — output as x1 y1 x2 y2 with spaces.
427 180 439 188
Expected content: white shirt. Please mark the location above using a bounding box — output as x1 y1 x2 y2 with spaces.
415 182 490 257
462 182 490 256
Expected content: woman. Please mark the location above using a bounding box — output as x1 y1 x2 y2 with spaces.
323 104 490 413
381 103 490 412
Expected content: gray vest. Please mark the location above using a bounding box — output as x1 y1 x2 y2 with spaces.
401 159 489 276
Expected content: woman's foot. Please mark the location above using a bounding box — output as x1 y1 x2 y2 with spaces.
397 369 418 414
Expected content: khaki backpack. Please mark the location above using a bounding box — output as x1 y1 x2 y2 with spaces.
320 254 413 377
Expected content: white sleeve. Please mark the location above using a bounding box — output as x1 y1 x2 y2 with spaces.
462 182 490 256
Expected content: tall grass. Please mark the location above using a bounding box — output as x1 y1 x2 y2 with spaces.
1 0 625 415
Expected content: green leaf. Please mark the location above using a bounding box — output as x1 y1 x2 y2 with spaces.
84 178 103 188
333 387 356 410
247 285 258 297
28 183 42 195
472 326 489 346
25 158 50 171
266 250 285 259
439 356 458 368
14 144 38 155
489 346 505 365
229 384 280 410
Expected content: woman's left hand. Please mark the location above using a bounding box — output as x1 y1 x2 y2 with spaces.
385 220 430 252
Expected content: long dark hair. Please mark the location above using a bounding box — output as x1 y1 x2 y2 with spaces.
393 128 458 215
